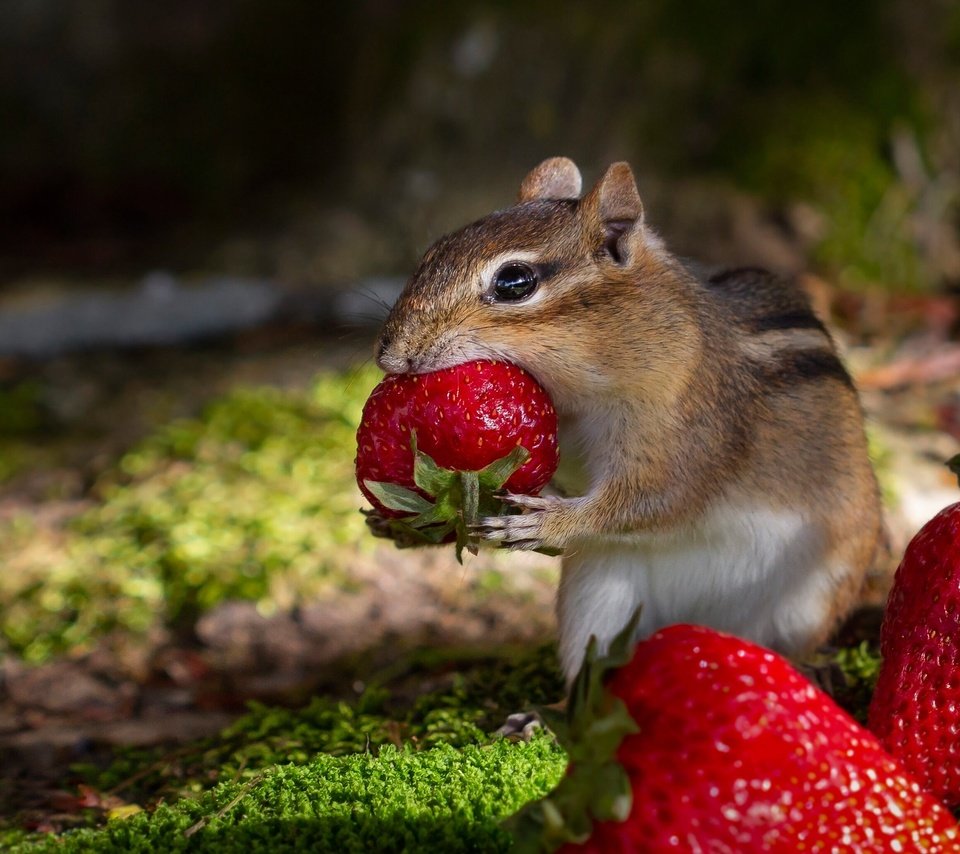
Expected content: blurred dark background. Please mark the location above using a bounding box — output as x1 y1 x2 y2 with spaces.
2 0 959 295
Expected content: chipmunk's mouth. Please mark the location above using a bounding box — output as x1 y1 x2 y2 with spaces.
377 327 538 381
376 344 460 376
374 345 414 374
378 330 484 376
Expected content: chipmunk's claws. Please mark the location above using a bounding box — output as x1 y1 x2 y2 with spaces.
499 492 553 511
495 712 543 740
475 493 574 551
474 510 547 551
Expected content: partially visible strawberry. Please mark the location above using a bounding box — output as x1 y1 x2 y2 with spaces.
867 456 960 807
355 359 559 557
512 618 958 852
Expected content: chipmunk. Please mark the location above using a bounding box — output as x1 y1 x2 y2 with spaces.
375 157 883 684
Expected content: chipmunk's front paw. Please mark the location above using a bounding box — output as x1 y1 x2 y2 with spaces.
474 494 575 551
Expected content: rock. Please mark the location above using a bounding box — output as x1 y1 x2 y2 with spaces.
0 274 282 358
4 660 134 719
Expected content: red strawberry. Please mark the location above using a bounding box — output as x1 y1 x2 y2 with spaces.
868 458 960 808
513 619 958 852
355 359 559 556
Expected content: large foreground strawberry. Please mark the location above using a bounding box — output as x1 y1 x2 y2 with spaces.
512 619 958 852
867 456 960 808
355 359 559 557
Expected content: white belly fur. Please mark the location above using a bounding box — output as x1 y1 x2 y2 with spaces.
556 501 838 683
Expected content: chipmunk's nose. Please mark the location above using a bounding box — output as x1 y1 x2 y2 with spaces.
375 340 412 375
378 354 413 374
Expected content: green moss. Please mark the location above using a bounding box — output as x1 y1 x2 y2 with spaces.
866 422 897 508
0 366 382 661
834 640 882 687
10 646 566 851
732 98 927 290
13 739 566 853
637 0 937 290
0 380 47 437
0 381 50 482
70 645 564 807
0 831 33 850
830 640 883 724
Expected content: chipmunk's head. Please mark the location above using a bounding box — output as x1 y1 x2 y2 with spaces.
376 157 683 408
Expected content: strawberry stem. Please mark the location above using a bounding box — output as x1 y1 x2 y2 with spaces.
362 438 540 563
507 609 643 852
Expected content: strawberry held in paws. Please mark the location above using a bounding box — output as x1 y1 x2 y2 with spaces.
355 359 559 557
512 620 958 853
868 456 960 808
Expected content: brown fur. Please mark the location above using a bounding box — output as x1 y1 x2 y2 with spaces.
376 157 883 662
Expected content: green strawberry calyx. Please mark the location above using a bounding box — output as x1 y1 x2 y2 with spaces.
362 432 541 562
948 453 960 487
508 610 643 852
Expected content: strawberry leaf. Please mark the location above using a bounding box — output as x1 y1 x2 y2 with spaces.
412 432 458 496
363 442 558 559
363 509 456 547
406 502 451 529
589 762 633 823
415 521 456 544
460 471 480 526
454 516 469 564
507 743 634 851
477 445 531 491
507 609 643 852
363 480 434 515
478 489 508 520
567 608 642 743
460 471 482 560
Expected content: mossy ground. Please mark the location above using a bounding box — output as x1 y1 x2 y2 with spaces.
4 646 569 852
0 627 882 852
73 643 567 802
0 366 382 661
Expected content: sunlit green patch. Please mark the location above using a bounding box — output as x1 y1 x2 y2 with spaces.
734 99 928 291
0 366 383 661
866 422 897 508
11 738 565 854
828 640 883 725
643 0 934 291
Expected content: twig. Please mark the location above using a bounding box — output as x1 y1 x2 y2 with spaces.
183 773 264 838
106 743 199 797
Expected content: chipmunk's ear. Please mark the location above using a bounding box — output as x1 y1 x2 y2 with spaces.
582 162 644 264
517 157 583 202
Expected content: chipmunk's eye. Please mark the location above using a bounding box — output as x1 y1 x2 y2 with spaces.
492 263 538 302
